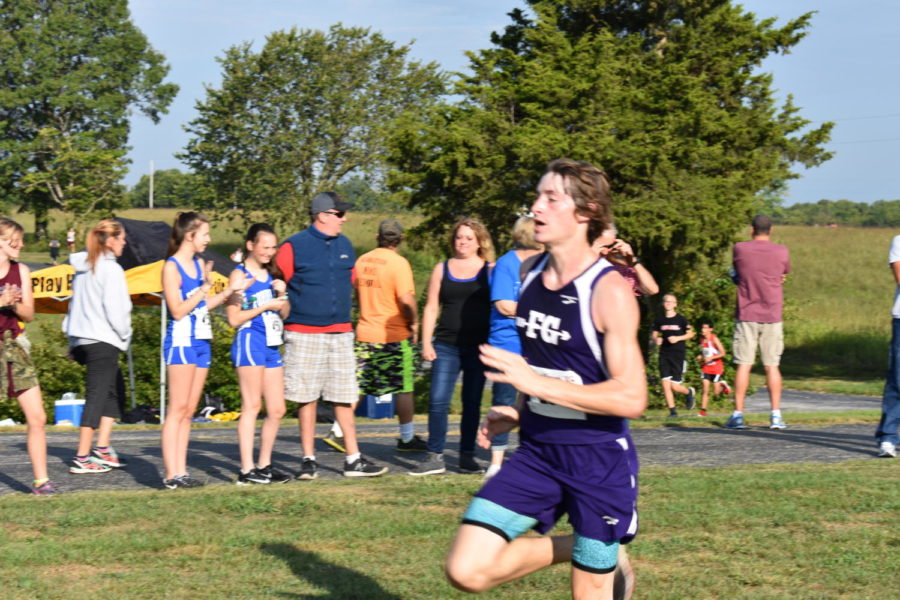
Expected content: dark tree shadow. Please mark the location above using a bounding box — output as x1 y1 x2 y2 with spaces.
260 543 402 599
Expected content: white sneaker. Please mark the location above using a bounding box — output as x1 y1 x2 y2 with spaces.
483 464 502 481
877 441 896 458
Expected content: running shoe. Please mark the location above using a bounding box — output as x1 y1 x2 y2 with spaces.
720 380 732 396
459 452 485 474
697 409 708 417
769 415 787 430
298 458 318 480
344 456 388 478
409 453 446 476
724 415 747 429
483 464 502 481
685 387 696 411
69 456 111 474
322 431 346 453
163 478 188 489
91 446 127 468
257 464 292 483
177 474 204 488
396 435 428 452
236 468 271 485
32 480 61 496
877 441 896 458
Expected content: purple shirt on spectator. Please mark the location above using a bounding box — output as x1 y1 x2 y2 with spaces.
733 239 791 323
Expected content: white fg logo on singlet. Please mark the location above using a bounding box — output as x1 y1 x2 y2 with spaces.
517 310 572 345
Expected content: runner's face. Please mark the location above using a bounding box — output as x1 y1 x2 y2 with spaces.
249 232 278 265
105 232 127 257
0 232 24 259
188 222 211 253
531 172 580 245
453 225 480 259
701 324 712 336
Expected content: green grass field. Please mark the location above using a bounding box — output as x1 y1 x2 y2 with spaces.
1 461 896 599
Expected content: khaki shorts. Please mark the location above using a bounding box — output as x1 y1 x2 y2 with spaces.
732 321 783 367
283 331 358 404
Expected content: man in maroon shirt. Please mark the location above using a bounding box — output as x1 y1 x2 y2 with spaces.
726 215 791 430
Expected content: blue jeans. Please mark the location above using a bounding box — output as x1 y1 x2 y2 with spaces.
427 341 485 455
877 318 900 445
490 381 518 451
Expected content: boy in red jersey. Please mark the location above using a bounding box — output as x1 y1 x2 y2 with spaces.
696 321 730 416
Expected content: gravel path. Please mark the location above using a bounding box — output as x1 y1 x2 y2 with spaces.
0 388 886 495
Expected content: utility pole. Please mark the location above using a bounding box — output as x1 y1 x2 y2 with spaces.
149 160 155 209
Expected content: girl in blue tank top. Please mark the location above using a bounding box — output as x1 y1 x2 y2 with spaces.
160 212 249 489
225 224 290 485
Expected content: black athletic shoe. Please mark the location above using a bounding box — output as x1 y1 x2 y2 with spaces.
685 387 696 411
343 456 388 478
178 475 204 488
396 435 428 452
163 476 197 490
257 464 292 483
236 468 271 485
298 458 318 480
458 452 485 474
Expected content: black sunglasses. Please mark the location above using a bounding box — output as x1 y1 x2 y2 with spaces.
323 210 346 218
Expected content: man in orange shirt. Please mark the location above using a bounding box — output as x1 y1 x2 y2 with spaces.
354 219 427 451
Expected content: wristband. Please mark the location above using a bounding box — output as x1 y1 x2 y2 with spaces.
632 257 641 266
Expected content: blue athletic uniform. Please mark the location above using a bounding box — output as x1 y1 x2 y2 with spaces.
231 265 284 368
164 257 212 368
464 253 639 574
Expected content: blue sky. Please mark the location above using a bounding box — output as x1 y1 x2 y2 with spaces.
126 0 900 205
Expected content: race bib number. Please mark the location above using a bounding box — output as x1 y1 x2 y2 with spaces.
526 365 588 421
193 305 212 340
262 310 283 346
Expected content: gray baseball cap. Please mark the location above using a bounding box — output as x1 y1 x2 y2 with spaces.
377 219 403 241
310 191 354 215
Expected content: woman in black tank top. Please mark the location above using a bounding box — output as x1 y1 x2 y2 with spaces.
412 218 495 476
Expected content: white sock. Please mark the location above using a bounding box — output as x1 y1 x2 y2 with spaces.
346 452 360 464
732 410 742 418
331 422 344 437
303 455 316 462
399 422 414 442
771 410 782 418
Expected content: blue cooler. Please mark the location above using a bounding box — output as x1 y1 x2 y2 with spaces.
355 393 395 419
55 396 85 426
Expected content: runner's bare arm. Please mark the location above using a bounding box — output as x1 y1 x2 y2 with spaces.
480 271 646 419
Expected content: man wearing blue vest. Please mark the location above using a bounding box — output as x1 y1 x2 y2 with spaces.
275 192 388 479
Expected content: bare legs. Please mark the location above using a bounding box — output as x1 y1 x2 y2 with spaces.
734 363 782 412
76 416 115 456
237 365 285 471
17 386 48 481
446 524 616 599
661 379 690 409
298 401 360 456
161 364 208 480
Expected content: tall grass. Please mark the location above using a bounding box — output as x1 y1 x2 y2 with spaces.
776 225 894 380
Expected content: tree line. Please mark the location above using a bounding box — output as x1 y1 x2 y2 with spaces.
775 199 900 227
2 0 834 320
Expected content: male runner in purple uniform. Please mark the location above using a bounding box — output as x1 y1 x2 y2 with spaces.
444 158 647 600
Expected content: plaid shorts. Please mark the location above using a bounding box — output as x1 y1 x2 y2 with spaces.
283 331 357 404
355 340 414 396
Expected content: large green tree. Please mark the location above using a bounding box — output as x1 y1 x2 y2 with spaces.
389 0 833 314
180 24 445 234
0 0 177 234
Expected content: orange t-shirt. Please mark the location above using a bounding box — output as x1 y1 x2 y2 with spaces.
354 247 415 343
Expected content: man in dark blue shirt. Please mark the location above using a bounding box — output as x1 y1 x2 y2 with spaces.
275 192 387 479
